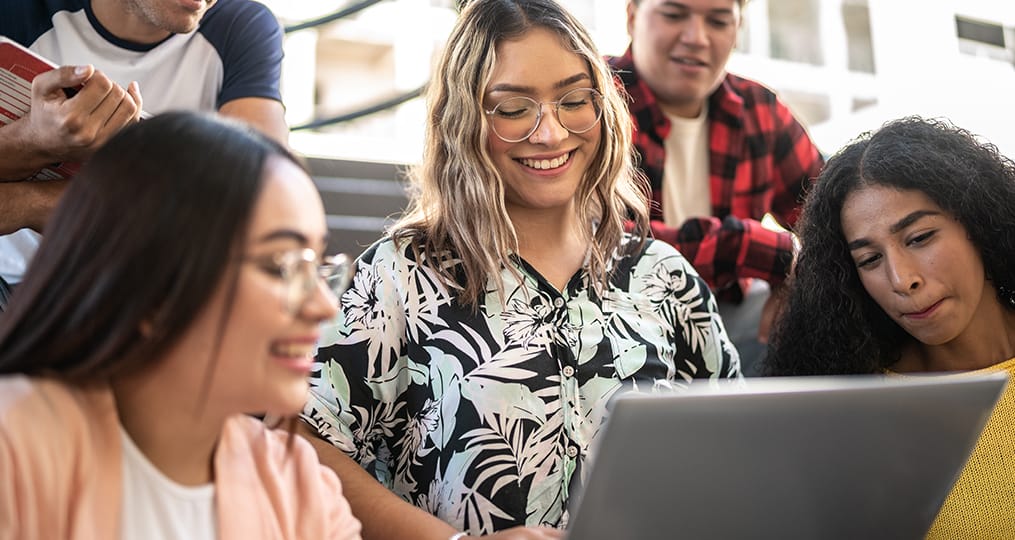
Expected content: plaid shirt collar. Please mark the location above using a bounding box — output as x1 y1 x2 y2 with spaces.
611 46 745 140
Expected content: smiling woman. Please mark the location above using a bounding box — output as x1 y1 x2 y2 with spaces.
0 112 361 540
764 116 1015 538
297 0 740 538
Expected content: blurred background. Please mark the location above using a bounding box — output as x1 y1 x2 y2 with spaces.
260 0 1015 255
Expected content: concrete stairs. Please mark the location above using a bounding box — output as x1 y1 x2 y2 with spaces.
305 156 411 259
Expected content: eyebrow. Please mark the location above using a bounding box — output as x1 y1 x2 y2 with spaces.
660 1 736 16
254 229 310 245
487 73 591 94
846 210 942 251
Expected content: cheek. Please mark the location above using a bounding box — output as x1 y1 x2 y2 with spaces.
858 273 892 312
487 130 512 158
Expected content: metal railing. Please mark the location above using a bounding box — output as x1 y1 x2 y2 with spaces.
282 0 428 131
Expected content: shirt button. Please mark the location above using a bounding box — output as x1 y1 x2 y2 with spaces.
562 365 575 378
554 297 564 308
566 445 579 458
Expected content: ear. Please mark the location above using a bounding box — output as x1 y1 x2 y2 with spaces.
626 1 638 39
139 319 155 339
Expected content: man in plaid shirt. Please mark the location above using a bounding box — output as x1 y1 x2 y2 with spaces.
609 0 824 374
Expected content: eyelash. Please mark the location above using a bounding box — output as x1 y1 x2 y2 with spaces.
660 12 731 27
854 230 937 269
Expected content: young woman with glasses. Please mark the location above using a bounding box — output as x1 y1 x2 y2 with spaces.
298 0 741 538
0 112 361 539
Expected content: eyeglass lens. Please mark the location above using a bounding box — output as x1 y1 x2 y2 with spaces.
283 250 353 314
488 88 603 143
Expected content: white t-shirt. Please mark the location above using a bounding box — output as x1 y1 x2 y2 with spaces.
661 106 711 227
120 428 217 540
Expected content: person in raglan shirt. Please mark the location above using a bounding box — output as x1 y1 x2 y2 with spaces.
607 0 824 374
0 0 287 308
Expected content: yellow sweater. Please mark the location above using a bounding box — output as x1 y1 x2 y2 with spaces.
922 358 1015 539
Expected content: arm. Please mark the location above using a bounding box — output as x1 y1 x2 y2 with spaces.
297 423 563 540
211 1 288 145
649 215 796 291
219 97 288 145
0 65 141 180
0 180 66 234
766 98 824 230
296 421 460 540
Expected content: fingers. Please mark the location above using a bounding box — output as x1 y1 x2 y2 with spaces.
86 79 142 144
45 69 140 156
127 81 143 120
31 65 93 100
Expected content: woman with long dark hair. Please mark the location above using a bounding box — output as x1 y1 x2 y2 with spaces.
0 112 362 539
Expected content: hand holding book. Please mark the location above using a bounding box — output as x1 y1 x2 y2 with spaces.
0 36 143 181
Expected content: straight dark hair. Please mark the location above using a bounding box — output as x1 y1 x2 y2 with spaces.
0 111 303 384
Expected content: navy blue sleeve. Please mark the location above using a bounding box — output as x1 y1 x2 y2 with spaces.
199 0 284 107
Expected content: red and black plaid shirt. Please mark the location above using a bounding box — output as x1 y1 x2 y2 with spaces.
608 48 824 301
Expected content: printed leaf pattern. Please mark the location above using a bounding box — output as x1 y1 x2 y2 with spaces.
305 235 740 534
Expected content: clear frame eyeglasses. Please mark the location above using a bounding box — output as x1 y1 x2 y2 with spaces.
248 248 353 315
484 87 604 143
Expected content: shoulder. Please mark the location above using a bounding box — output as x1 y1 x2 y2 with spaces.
0 376 104 428
0 377 121 535
358 233 453 272
1 0 88 46
721 73 780 107
219 416 339 493
611 236 703 287
632 236 694 270
217 416 361 536
197 0 282 56
201 0 279 30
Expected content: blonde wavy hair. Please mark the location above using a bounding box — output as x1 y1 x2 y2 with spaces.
391 0 650 308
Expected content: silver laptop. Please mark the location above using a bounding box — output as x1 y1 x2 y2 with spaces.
566 373 1007 540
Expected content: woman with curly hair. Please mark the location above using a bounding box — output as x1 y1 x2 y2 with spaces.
296 0 740 537
765 116 1015 538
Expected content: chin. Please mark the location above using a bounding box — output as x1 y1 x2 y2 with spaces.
260 385 310 418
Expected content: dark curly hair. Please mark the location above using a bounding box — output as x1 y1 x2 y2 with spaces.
764 116 1015 375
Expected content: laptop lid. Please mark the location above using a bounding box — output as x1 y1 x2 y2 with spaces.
566 373 1007 540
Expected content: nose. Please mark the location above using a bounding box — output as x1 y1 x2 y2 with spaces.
886 253 922 295
527 103 569 145
679 15 708 47
302 278 340 321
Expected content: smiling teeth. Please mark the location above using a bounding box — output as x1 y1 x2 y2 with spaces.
273 343 313 357
521 153 570 170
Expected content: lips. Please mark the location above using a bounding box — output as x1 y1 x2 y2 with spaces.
673 56 707 67
903 299 944 319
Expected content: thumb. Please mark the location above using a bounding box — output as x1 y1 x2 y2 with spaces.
32 65 92 99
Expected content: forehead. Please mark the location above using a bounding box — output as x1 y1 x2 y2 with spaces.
840 186 943 238
486 27 590 94
640 0 740 12
247 156 327 243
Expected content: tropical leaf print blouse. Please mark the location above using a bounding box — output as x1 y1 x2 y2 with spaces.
303 234 740 534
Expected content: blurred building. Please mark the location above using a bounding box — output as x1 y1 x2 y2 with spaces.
267 0 1015 162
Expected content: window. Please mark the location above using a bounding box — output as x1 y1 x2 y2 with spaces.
768 0 823 66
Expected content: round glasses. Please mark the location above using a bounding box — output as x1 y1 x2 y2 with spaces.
484 87 604 143
248 248 353 315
